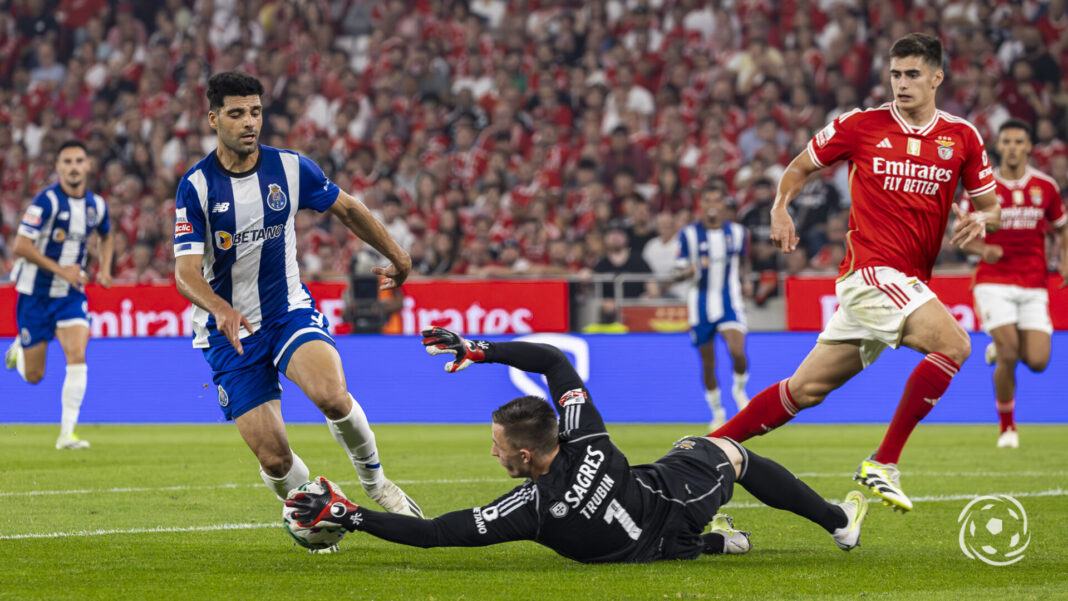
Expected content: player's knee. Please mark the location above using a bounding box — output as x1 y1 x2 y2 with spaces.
791 380 828 408
995 344 1019 365
940 335 971 366
1023 355 1048 373
259 449 294 477
24 368 44 384
315 387 351 420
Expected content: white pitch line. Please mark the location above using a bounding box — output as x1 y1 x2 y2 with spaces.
722 488 1068 510
0 478 510 498
1 471 1062 499
2 489 1064 541
0 522 277 540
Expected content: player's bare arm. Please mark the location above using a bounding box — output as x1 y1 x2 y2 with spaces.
1058 220 1068 288
175 253 253 355
13 233 87 290
97 231 114 289
770 150 823 253
952 191 1001 247
327 190 412 289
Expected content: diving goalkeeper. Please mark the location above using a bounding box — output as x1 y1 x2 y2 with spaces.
286 327 869 563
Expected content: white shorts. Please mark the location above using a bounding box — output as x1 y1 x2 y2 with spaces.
818 266 939 367
973 283 1052 334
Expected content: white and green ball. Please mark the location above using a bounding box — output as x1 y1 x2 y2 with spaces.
282 481 347 550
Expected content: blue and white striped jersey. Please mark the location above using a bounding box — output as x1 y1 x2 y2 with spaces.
173 146 339 348
14 183 110 297
675 221 748 326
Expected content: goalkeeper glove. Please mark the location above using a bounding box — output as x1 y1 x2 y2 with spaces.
285 477 362 531
421 326 488 372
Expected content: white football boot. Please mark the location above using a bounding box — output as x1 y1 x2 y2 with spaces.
704 514 752 555
366 478 423 518
996 429 1019 448
984 342 997 365
831 491 869 551
56 434 90 450
854 455 912 513
4 339 19 371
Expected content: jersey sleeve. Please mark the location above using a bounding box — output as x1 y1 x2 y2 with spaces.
173 178 207 257
960 127 996 198
17 193 53 240
349 485 539 548
674 228 691 270
484 341 607 439
1045 183 1066 228
806 109 860 168
95 196 111 236
298 154 340 212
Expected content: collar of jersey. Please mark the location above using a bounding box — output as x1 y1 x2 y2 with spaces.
213 145 264 179
889 101 939 137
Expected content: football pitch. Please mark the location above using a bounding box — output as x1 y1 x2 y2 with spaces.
1 424 1065 601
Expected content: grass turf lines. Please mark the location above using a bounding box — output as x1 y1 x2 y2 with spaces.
1 424 1065 601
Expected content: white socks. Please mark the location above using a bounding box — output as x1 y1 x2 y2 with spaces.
60 364 87 437
15 343 26 381
327 395 385 489
732 372 750 410
705 388 723 412
260 452 309 501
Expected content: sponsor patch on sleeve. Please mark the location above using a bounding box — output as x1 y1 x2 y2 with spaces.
21 205 43 227
175 222 193 236
559 388 588 407
815 122 836 148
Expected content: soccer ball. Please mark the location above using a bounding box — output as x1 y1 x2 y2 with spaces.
282 481 347 550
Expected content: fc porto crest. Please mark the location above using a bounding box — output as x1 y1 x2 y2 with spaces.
86 206 97 226
266 183 287 211
935 137 955 160
218 385 229 407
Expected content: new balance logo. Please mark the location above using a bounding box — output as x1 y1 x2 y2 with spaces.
877 138 893 149
212 203 230 213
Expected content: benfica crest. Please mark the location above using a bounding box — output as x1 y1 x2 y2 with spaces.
935 138 955 160
266 183 287 211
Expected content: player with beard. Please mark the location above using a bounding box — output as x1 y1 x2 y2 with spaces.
172 72 422 535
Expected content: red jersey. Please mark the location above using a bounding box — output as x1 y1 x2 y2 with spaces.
807 102 996 282
967 167 1066 289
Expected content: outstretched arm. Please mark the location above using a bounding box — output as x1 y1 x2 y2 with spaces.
770 150 823 254
287 478 536 548
421 327 583 402
421 327 606 437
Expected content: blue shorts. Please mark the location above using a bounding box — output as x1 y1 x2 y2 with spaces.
16 293 90 347
689 310 747 347
203 307 334 421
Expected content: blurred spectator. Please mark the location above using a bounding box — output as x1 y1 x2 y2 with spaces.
1 0 1065 287
642 211 684 300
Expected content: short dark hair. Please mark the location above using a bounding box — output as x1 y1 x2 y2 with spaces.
57 139 87 156
889 33 943 68
206 71 264 111
998 118 1033 141
492 396 558 455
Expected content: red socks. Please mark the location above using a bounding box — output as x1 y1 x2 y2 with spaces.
997 399 1016 433
874 353 959 465
711 379 799 442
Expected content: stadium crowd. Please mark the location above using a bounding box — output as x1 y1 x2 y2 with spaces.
1 0 1067 303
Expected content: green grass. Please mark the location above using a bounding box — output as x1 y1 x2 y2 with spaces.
1 424 1066 601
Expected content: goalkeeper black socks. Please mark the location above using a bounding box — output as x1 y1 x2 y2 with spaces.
737 449 847 533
